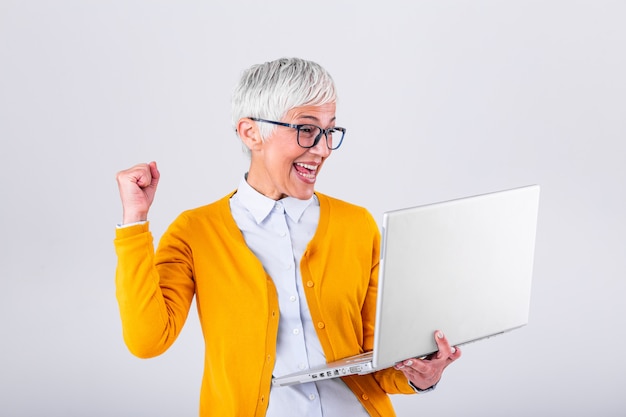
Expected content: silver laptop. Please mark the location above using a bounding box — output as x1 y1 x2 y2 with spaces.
272 185 540 387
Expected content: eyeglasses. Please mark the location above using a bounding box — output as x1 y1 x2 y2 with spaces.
250 117 346 150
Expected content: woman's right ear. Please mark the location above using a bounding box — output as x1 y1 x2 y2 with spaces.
237 118 263 152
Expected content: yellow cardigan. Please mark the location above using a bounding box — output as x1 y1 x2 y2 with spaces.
115 191 415 416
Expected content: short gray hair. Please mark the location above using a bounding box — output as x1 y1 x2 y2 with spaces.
232 57 337 155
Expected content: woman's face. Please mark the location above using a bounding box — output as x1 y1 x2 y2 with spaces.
246 102 336 200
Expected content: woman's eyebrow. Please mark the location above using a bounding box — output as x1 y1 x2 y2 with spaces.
298 115 337 124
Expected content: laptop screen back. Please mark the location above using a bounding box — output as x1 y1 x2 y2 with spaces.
372 185 540 369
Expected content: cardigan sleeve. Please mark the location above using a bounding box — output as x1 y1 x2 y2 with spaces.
114 219 195 358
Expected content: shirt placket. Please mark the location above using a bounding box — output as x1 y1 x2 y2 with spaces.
271 202 312 376
270 202 322 415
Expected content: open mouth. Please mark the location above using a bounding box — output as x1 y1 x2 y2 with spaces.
294 162 318 180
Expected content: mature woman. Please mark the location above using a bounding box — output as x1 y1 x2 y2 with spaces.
114 57 460 416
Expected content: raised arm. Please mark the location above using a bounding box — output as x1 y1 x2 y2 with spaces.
114 161 194 358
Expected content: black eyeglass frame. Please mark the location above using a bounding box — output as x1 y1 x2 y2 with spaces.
249 117 346 150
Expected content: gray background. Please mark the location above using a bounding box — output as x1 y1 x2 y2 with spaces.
1 1 625 416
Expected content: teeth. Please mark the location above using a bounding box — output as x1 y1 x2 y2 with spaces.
296 162 317 171
297 171 315 179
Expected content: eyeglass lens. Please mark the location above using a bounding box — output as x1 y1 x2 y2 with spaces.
297 125 342 149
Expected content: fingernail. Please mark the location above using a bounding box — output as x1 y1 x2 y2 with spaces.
451 347 456 354
405 360 413 366
437 331 444 339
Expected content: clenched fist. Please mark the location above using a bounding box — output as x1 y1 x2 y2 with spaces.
116 161 160 224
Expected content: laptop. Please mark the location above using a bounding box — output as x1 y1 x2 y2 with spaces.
272 184 540 387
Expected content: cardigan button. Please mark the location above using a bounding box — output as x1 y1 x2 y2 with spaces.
306 281 314 288
317 322 325 329
361 393 369 401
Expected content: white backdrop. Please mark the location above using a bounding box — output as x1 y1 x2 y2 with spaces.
1 1 625 416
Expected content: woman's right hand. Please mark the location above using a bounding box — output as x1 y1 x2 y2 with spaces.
116 161 160 224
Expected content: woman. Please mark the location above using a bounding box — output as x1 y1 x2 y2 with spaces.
114 57 460 416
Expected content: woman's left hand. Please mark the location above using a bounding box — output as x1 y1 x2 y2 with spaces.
393 330 462 391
